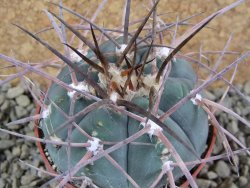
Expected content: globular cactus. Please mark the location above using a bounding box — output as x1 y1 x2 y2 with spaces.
40 36 208 187
1 1 248 188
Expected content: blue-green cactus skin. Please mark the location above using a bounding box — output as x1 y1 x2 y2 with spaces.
40 37 208 188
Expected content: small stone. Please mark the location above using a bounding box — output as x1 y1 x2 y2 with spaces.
206 171 218 179
238 176 248 187
242 106 250 116
6 86 25 99
20 144 29 159
1 83 11 92
15 95 30 107
0 161 9 172
0 100 10 111
15 106 28 118
227 120 239 134
205 90 216 101
0 131 10 139
213 88 225 98
8 124 21 130
239 155 250 165
26 131 35 137
214 161 231 178
246 136 250 148
240 125 250 134
221 97 232 109
235 107 242 116
9 109 17 122
33 159 40 167
28 122 34 130
241 165 249 176
236 132 246 146
235 84 243 91
212 139 223 155
4 149 14 161
0 94 5 105
196 179 217 188
21 174 36 185
0 173 8 179
243 80 250 95
12 146 21 157
26 103 34 112
197 164 209 177
9 99 16 107
217 113 229 125
0 178 6 188
29 179 42 186
211 181 218 187
0 140 15 150
12 163 24 179
219 179 238 188
11 177 19 188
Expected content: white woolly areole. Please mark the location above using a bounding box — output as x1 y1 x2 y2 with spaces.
163 160 174 173
98 65 161 101
98 65 123 88
141 119 163 137
115 44 127 55
67 82 89 98
70 49 87 62
87 137 102 155
110 91 119 103
191 93 202 105
42 105 51 119
156 47 170 59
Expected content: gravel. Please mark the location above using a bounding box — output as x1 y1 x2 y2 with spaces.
206 171 218 179
214 161 231 178
15 95 31 107
0 94 5 106
196 80 250 188
0 81 249 188
227 120 239 134
0 83 53 188
6 86 24 99
0 140 15 150
243 80 250 95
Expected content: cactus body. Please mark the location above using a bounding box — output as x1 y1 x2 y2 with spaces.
40 37 208 188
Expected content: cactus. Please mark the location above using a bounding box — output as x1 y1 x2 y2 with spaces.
1 1 249 188
39 34 209 187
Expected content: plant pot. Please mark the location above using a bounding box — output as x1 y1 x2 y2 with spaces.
34 103 217 188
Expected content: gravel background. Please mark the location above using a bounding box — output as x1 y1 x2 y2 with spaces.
0 81 249 188
0 83 53 188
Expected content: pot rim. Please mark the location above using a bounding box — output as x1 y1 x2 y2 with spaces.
34 103 75 188
180 123 217 188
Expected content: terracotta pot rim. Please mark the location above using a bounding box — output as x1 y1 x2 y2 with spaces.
34 103 75 188
34 103 217 188
180 123 217 188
